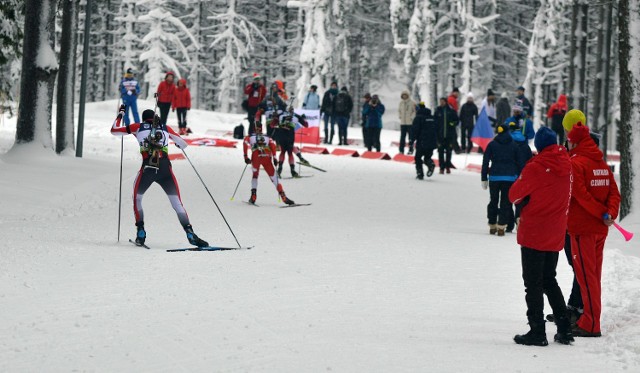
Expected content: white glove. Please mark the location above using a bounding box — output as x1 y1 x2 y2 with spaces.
127 90 132 96
481 180 488 190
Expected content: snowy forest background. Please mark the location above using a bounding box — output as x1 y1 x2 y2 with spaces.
0 0 639 218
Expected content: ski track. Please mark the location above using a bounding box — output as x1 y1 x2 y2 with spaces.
0 101 638 372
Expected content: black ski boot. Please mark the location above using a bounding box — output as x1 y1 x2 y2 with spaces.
290 164 299 178
426 162 435 177
553 314 575 345
514 321 548 346
184 224 209 247
249 188 257 204
277 163 283 178
296 152 310 166
416 174 424 180
135 221 146 246
280 191 295 205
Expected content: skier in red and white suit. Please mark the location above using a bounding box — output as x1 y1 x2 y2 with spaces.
111 105 208 247
243 123 295 205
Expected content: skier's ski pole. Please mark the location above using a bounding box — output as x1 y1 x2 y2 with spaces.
230 163 248 201
116 98 123 242
181 148 243 249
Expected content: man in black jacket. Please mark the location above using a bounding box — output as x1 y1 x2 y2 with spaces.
333 87 354 145
515 86 533 118
321 81 339 144
434 97 459 174
459 93 478 153
412 102 438 179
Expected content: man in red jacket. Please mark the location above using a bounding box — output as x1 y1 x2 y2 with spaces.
172 78 192 135
565 114 621 338
509 126 573 346
244 73 267 135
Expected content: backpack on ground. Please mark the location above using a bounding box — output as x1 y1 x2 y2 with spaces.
233 124 244 139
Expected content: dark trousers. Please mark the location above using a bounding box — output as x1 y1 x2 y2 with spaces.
564 233 584 311
437 139 454 169
158 102 171 125
399 125 413 153
323 114 336 143
460 125 474 153
414 147 435 176
336 116 349 144
362 125 369 149
366 127 381 152
521 247 568 323
487 181 514 226
176 108 188 128
552 123 565 145
247 107 258 134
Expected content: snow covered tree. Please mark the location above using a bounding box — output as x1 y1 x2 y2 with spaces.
116 0 140 72
0 0 24 112
209 0 265 112
14 0 58 150
618 0 640 218
56 0 79 154
138 2 199 97
403 0 436 106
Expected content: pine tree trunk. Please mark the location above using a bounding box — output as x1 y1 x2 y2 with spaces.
567 3 578 108
591 3 605 133
577 3 588 110
618 0 640 219
56 0 78 154
601 2 615 159
14 0 58 149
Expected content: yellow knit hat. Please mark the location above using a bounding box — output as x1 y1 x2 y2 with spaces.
562 109 586 132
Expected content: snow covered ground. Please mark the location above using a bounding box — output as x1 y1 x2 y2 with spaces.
1 101 639 372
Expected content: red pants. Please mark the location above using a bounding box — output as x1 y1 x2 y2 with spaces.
570 233 606 333
251 155 283 193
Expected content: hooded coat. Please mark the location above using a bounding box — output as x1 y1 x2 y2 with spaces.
546 94 567 132
172 79 191 109
398 90 416 125
567 130 621 236
412 106 437 150
481 130 522 182
509 145 572 251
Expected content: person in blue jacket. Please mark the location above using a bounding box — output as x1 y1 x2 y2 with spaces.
481 123 525 236
362 94 385 152
302 85 320 110
504 102 534 141
119 68 141 125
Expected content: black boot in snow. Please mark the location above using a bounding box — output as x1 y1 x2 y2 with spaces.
514 322 548 346
296 152 310 166
249 188 257 204
277 163 283 178
184 224 209 247
290 164 299 178
135 222 146 246
553 315 575 345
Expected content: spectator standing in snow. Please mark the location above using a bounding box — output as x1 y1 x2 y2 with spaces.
496 92 511 129
515 86 533 118
362 94 385 152
172 78 192 136
302 85 320 110
459 92 478 154
243 73 267 135
481 123 523 236
480 89 497 126
505 102 535 141
333 87 354 146
509 126 574 347
398 90 416 154
564 110 621 338
119 68 141 126
321 81 339 144
156 71 176 125
361 93 372 149
509 121 533 232
412 102 437 179
434 97 459 174
547 94 568 144
447 87 460 112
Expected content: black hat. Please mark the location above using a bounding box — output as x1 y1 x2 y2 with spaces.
142 109 156 122
310 85 318 90
340 86 348 92
516 86 525 91
487 89 495 96
452 87 460 93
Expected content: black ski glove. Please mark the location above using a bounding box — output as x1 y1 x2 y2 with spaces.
273 159 278 167
244 157 251 165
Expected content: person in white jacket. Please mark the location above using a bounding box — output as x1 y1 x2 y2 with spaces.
480 89 497 126
302 85 320 110
398 90 416 154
